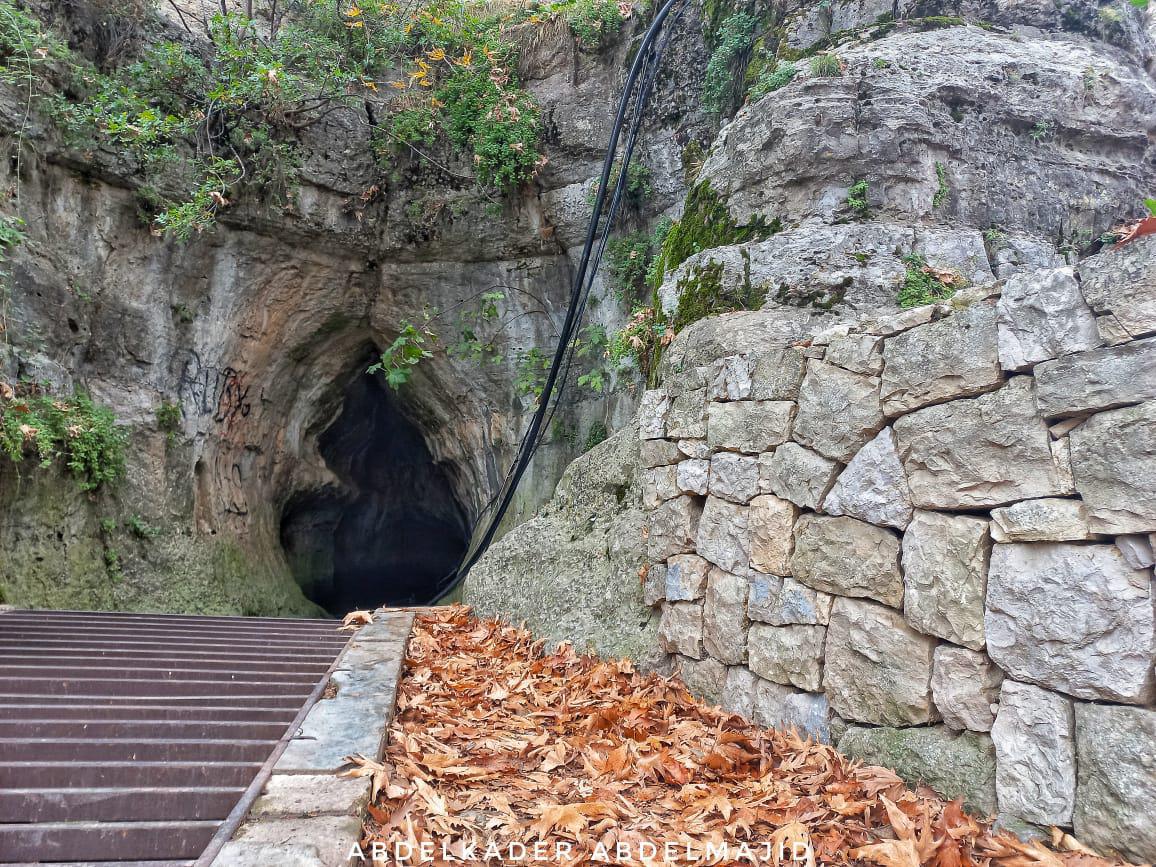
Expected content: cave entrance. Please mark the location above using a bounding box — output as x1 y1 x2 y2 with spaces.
280 364 470 614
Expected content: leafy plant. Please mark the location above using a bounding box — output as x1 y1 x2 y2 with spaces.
897 254 959 309
810 53 842 77
156 400 181 441
561 0 624 50
368 323 437 389
846 179 870 219
702 12 758 114
933 162 949 210
1029 120 1054 143
125 514 162 539
748 61 797 100
514 347 552 399
609 306 670 387
583 420 608 451
606 232 653 297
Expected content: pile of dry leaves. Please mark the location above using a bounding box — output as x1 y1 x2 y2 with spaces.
352 606 1131 866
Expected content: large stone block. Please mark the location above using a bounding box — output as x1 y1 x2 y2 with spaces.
823 597 939 727
702 568 748 665
695 497 749 574
995 267 1100 372
675 458 710 495
749 346 807 400
664 553 711 602
676 655 727 705
881 301 1003 415
1034 337 1156 418
793 360 885 462
643 562 666 607
639 389 670 439
758 443 840 510
642 465 679 509
991 681 1076 827
825 333 884 375
822 427 913 530
987 543 1155 703
708 355 753 401
1077 234 1156 344
646 496 703 561
1073 703 1156 863
989 498 1091 542
748 574 833 626
791 514 903 607
931 645 1003 733
708 452 760 504
748 623 825 692
901 511 990 650
893 377 1072 509
720 665 758 717
667 387 707 439
838 726 997 815
753 679 832 742
748 495 798 576
706 400 794 454
642 438 682 468
1069 401 1156 534
658 602 704 659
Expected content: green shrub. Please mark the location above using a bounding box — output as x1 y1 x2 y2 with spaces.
847 179 870 218
583 420 608 451
748 61 797 100
810 53 842 77
606 232 652 297
897 254 957 309
562 0 624 49
702 12 759 114
933 162 950 209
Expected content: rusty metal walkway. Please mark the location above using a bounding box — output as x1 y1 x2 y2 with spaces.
0 609 351 865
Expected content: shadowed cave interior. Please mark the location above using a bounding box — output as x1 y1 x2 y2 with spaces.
279 362 471 613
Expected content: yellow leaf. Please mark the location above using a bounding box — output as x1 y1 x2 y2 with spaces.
852 839 920 867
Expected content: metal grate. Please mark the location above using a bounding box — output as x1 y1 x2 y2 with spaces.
0 609 351 864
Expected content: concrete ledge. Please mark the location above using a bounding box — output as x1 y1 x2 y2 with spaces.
210 607 415 867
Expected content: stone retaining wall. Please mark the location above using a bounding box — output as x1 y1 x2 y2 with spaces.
641 237 1156 861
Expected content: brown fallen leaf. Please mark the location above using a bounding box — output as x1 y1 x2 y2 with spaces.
339 609 374 630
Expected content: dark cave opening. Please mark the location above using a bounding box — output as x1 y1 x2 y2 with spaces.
279 365 471 614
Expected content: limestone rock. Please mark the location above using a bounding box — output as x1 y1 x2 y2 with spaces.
1069 401 1156 534
902 511 990 650
995 268 1099 372
823 597 939 727
666 388 707 439
643 563 666 607
986 543 1155 703
750 347 807 400
822 428 913 530
759 443 840 509
677 439 711 459
932 646 1003 733
1034 337 1156 418
664 554 711 602
706 401 794 454
695 497 749 574
659 603 704 659
675 459 710 496
642 465 679 509
825 333 884 375
989 498 1091 543
720 665 758 717
753 679 832 742
703 568 748 665
708 453 760 504
1116 534 1155 570
1073 703 1156 863
642 438 682 468
639 390 670 440
991 681 1076 827
1078 235 1156 344
708 355 753 401
748 574 833 626
881 301 1003 415
793 360 885 462
791 515 903 608
838 726 997 815
676 655 727 705
646 496 703 561
893 377 1071 509
748 623 825 692
748 495 798 576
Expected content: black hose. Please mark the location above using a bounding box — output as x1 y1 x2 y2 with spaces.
433 0 690 601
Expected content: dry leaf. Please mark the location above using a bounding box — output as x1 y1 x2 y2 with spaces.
339 609 374 630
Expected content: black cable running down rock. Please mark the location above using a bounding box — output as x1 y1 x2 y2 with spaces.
433 0 691 602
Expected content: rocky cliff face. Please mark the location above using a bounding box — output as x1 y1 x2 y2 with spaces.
466 1 1156 856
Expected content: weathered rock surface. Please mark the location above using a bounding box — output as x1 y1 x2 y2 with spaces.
750 347 807 401
646 495 703 562
659 603 704 660
642 465 679 509
1078 236 1156 345
995 268 1099 372
666 388 707 439
881 302 1003 415
747 574 832 627
639 390 670 440
676 656 727 705
838 726 997 816
753 679 832 742
793 361 884 462
931 645 1003 733
1073 704 1156 863
986 543 1155 703
1034 337 1156 418
706 401 793 455
1069 401 1156 534
824 598 938 727
758 443 840 510
791 515 903 607
822 428 912 529
894 377 1071 509
991 681 1076 827
747 495 797 576
664 554 711 602
702 568 748 665
747 623 825 692
989 498 1091 543
719 665 758 718
825 333 883 376
708 356 752 402
695 497 749 574
708 453 760 504
675 459 709 496
902 511 990 651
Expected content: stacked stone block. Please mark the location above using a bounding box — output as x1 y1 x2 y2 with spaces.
643 238 1156 861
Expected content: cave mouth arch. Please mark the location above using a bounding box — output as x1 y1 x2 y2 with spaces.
279 360 471 614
